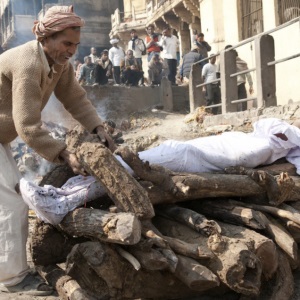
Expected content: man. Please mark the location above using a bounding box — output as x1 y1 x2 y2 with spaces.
180 45 205 83
148 53 163 86
145 24 161 62
159 26 179 85
94 49 112 85
202 54 221 114
108 38 125 85
78 56 96 85
127 29 145 74
0 5 114 296
89 46 99 63
121 49 143 86
225 45 254 111
196 33 211 61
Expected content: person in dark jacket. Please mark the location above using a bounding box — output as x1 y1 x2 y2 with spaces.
196 33 211 61
180 45 205 83
94 50 112 85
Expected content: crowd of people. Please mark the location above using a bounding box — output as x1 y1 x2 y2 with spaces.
73 25 253 113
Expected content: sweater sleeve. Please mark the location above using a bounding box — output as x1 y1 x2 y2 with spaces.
12 77 67 163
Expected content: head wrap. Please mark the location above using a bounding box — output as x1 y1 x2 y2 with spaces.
32 5 85 42
110 38 119 45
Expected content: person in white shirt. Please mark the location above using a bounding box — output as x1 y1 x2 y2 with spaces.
202 54 221 114
159 26 179 85
108 38 125 84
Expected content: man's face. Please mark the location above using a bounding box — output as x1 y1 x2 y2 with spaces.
127 51 133 59
86 57 92 65
91 47 97 55
210 56 216 64
147 27 154 35
102 53 108 61
197 35 204 42
131 32 137 38
162 29 170 37
43 28 80 65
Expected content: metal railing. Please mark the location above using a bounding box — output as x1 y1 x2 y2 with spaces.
189 16 300 114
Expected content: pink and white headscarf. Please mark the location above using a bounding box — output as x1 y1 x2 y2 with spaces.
32 5 85 42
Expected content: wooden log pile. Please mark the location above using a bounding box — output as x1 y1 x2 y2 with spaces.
31 126 300 300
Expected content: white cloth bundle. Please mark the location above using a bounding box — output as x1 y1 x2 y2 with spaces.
20 175 106 225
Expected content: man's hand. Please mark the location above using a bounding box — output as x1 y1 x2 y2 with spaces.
59 149 87 176
96 125 117 152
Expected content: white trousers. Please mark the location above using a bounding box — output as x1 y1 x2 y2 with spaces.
0 144 29 286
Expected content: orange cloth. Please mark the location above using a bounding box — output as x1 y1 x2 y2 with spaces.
32 5 85 42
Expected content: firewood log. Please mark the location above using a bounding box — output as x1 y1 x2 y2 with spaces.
225 166 294 205
188 200 266 230
216 221 278 280
156 204 221 236
66 126 154 219
66 241 211 299
37 264 95 300
174 254 220 291
153 216 262 296
59 208 141 245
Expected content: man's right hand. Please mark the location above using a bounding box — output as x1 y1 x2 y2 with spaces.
59 149 87 176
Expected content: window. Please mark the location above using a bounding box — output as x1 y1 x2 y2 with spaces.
277 0 300 24
240 0 263 40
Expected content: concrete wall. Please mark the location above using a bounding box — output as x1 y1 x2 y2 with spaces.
42 86 189 128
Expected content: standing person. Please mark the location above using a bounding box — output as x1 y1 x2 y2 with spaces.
0 5 115 296
89 47 99 63
145 24 161 62
225 45 254 111
108 38 125 85
94 49 112 85
148 53 163 86
202 54 221 114
196 33 211 61
73 57 83 80
180 45 204 83
191 29 198 45
159 26 179 85
127 29 145 74
78 56 96 85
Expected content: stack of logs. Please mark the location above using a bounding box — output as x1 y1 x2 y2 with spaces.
31 126 300 300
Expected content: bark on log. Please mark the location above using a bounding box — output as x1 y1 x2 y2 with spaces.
66 241 210 299
30 219 79 266
59 208 141 245
153 216 262 296
216 221 278 280
174 254 220 291
188 200 266 230
224 166 294 205
156 204 221 236
256 162 297 176
207 233 262 296
66 127 154 219
37 264 95 300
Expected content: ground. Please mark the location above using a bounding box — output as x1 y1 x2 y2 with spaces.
2 109 300 299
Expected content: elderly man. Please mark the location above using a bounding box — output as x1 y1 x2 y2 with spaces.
0 5 114 296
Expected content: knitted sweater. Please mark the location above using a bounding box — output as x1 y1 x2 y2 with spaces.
0 40 103 163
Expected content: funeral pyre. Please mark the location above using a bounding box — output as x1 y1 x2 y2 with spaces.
26 121 300 300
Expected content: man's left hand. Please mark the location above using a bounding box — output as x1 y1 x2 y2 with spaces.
95 125 117 152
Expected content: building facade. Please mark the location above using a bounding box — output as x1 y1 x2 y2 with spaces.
0 0 121 59
111 0 300 105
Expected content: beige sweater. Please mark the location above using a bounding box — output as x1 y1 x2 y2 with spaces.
0 41 103 162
